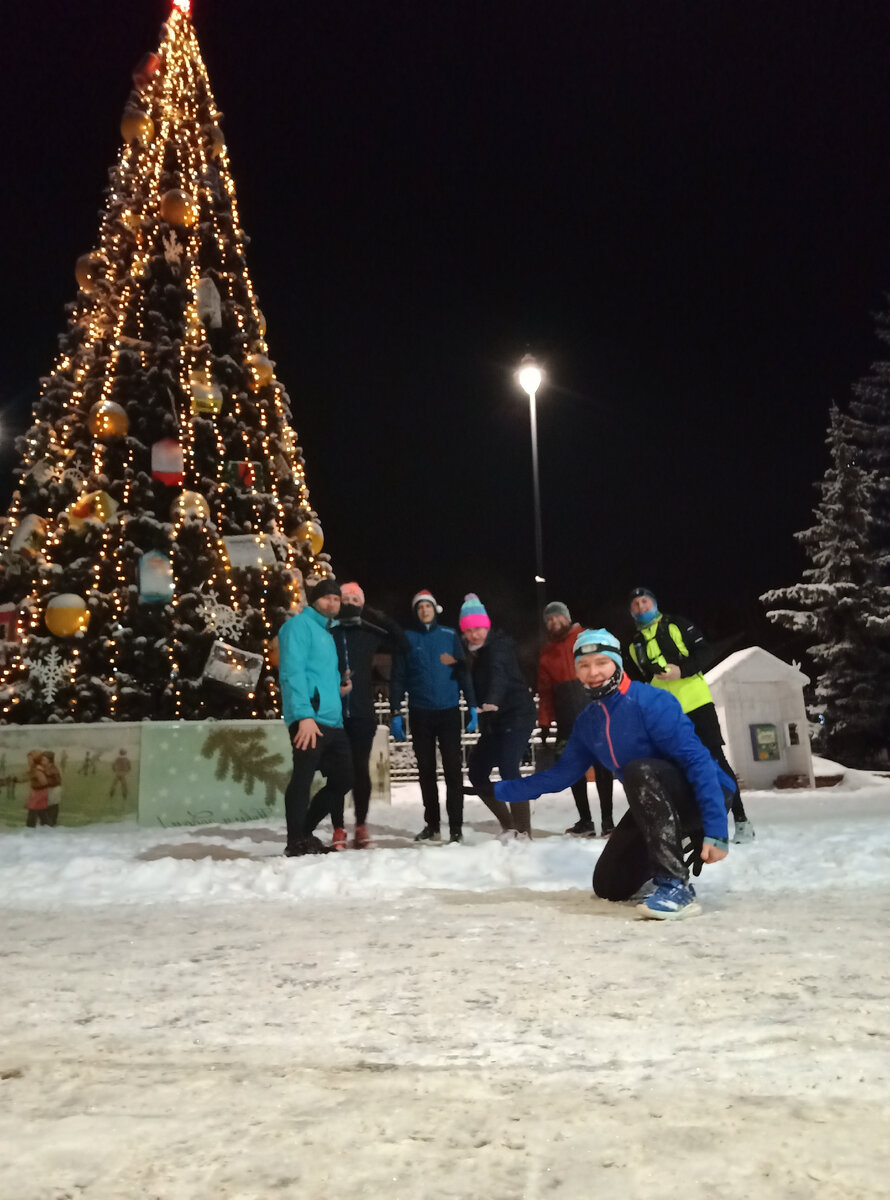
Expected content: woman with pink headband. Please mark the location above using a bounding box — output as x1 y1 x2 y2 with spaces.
459 594 537 840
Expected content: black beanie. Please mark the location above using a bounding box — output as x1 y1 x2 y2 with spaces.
308 577 340 605
628 586 657 607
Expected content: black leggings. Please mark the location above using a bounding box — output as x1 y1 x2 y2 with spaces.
555 728 614 827
26 805 59 828
593 758 722 900
687 703 748 822
569 768 613 826
329 719 378 828
285 723 354 845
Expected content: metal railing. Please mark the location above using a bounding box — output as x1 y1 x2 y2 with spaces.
375 697 541 783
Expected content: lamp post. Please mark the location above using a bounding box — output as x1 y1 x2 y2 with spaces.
517 354 546 616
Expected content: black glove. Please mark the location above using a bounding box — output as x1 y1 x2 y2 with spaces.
682 833 704 878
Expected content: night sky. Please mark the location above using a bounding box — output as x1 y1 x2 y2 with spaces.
3 0 890 658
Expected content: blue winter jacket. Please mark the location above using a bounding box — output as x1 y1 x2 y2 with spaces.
278 605 344 729
389 621 476 712
495 675 731 842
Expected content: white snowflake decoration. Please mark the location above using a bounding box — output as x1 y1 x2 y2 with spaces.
196 590 246 641
24 645 69 704
163 231 185 265
62 466 86 489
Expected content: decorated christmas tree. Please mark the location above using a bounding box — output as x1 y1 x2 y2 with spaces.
0 0 330 723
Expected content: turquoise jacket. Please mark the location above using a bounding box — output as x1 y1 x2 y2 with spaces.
278 606 343 728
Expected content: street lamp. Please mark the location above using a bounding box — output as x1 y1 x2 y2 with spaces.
517 354 546 615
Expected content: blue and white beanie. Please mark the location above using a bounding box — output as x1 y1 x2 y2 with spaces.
573 628 624 670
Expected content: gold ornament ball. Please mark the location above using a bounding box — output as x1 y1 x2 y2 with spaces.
160 189 198 228
88 400 129 440
119 209 142 233
75 253 104 294
206 124 226 159
296 520 324 556
171 491 211 523
45 593 90 638
246 353 274 391
121 108 155 146
267 638 280 668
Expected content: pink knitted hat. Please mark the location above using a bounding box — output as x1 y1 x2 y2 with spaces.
340 581 365 606
459 593 491 631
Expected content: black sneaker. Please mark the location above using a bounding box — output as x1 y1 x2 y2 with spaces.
414 826 442 843
284 835 330 857
449 831 463 844
601 820 615 837
565 819 597 837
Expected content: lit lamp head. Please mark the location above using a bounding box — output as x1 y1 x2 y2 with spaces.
517 355 543 398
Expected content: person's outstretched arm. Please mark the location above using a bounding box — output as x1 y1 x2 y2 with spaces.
494 725 593 805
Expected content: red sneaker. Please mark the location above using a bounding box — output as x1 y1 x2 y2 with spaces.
331 827 347 851
353 823 374 849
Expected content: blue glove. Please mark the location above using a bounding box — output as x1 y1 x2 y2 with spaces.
466 707 478 734
390 715 406 742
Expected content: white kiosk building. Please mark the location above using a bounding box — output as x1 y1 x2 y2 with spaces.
705 647 815 789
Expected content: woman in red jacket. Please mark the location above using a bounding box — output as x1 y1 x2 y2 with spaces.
537 602 614 837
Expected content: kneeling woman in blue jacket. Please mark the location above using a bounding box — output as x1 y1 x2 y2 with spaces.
493 629 733 919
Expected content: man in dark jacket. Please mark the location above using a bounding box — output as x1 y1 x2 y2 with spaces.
537 600 614 837
627 587 754 843
389 589 478 843
494 628 733 919
327 581 408 849
459 594 538 839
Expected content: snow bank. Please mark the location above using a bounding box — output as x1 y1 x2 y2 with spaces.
2 767 889 911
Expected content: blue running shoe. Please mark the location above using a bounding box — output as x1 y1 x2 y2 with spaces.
636 876 701 920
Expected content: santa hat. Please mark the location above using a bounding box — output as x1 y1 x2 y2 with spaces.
340 581 365 607
412 589 442 614
459 593 491 631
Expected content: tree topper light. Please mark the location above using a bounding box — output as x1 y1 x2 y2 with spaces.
172 0 191 14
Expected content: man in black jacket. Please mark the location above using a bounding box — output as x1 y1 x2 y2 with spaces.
459 594 537 840
627 587 754 842
324 582 408 849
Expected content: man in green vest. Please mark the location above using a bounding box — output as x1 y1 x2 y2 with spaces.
627 587 754 842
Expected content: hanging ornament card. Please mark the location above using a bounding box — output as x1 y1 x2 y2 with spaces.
138 550 175 603
223 534 276 568
201 640 263 692
151 439 185 486
222 460 265 490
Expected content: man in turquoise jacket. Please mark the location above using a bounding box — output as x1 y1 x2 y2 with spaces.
279 578 353 856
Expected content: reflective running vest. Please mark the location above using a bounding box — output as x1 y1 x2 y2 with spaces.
628 615 713 714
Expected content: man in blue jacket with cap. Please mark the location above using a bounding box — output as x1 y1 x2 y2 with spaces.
278 578 354 856
389 589 477 843
493 629 733 919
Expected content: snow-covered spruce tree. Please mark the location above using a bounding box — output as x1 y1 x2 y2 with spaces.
0 1 330 723
762 403 890 765
847 302 890 583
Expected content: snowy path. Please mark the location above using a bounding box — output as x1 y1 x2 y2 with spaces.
2 781 890 1198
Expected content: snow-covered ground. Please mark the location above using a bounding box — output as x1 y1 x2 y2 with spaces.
2 762 890 1199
